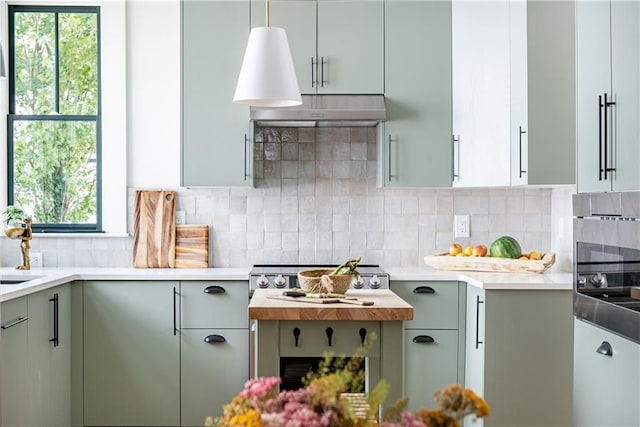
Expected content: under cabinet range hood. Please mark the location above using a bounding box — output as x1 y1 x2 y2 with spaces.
250 94 386 127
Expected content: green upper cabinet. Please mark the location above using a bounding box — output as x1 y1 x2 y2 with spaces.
576 0 640 192
382 0 452 187
510 0 575 186
251 0 384 94
453 0 574 188
182 0 253 187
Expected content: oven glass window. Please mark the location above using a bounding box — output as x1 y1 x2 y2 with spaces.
575 242 640 296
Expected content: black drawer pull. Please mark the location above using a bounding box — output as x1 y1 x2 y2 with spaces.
412 335 435 344
1 317 28 329
359 328 367 345
326 327 334 347
203 285 226 294
413 286 435 294
293 328 301 347
204 334 226 344
596 341 613 357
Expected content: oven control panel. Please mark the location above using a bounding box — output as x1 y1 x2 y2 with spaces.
250 273 389 290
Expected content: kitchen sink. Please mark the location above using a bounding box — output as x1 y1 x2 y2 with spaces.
0 276 43 285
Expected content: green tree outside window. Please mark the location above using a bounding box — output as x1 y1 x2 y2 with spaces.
8 6 101 231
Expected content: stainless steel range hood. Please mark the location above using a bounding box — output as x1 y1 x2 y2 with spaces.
250 94 385 127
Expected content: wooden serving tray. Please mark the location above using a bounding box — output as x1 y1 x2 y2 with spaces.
423 252 556 274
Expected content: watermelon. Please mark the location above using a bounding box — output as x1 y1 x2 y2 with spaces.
489 236 522 259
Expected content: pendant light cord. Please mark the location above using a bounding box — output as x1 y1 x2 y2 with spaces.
266 0 270 27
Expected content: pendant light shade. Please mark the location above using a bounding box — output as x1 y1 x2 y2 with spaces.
233 26 302 107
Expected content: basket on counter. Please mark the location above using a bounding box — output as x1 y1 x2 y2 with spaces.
297 269 352 294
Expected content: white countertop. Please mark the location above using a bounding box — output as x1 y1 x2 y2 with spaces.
0 267 251 301
0 265 572 302
386 267 573 290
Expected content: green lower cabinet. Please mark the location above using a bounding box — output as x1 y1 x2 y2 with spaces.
404 329 459 413
83 281 180 426
1 297 29 427
27 283 72 427
180 329 249 426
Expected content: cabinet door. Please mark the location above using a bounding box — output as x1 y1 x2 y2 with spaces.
384 0 452 187
182 0 252 187
509 0 528 186
180 329 249 426
252 0 316 94
452 0 510 188
1 297 29 427
317 0 383 94
27 284 71 427
610 0 640 191
83 281 180 426
464 284 485 424
576 0 612 193
404 330 459 413
573 319 640 427
181 281 248 329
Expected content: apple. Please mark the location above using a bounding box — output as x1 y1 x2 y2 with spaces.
472 245 488 257
449 243 463 256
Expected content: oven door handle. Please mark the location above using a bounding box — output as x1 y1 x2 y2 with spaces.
596 341 613 357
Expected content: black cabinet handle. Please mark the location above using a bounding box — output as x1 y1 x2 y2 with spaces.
321 56 326 87
204 334 226 344
244 134 249 181
475 295 484 349
173 286 178 336
203 285 226 294
1 317 28 330
293 327 301 347
311 57 316 87
359 328 367 345
388 135 393 182
326 327 334 347
518 126 527 178
603 93 616 180
598 95 604 181
596 341 613 357
49 293 59 347
413 286 435 294
412 335 435 344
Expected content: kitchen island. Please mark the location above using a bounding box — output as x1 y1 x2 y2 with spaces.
249 288 413 408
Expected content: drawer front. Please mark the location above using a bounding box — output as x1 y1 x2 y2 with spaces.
1 296 27 323
404 329 459 413
279 321 380 357
181 281 249 329
391 281 459 329
180 329 249 425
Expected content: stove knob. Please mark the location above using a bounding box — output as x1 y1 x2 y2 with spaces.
577 275 587 287
369 275 381 289
274 274 287 288
256 275 270 288
590 273 607 287
352 275 364 289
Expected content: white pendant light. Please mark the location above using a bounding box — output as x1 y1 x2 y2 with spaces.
233 0 302 107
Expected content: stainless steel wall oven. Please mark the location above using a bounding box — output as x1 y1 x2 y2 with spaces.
573 192 640 343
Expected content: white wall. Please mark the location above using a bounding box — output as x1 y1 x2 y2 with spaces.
127 0 181 187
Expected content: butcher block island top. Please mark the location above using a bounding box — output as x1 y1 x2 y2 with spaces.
249 289 413 321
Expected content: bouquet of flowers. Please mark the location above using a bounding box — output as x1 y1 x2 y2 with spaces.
207 349 489 427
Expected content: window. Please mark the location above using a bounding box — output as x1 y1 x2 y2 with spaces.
8 5 101 232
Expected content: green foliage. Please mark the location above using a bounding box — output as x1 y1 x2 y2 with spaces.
1 205 26 225
12 10 98 225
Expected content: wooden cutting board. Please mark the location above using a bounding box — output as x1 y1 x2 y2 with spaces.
631 287 640 300
175 224 209 268
133 190 176 268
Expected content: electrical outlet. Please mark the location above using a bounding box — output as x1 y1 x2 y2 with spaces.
30 251 43 268
454 215 470 238
176 211 186 225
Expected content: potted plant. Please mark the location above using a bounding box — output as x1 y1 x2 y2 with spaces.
2 205 27 238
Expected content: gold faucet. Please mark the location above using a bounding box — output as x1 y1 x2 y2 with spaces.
4 216 33 270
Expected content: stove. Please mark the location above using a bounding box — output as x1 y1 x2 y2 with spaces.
249 264 389 292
